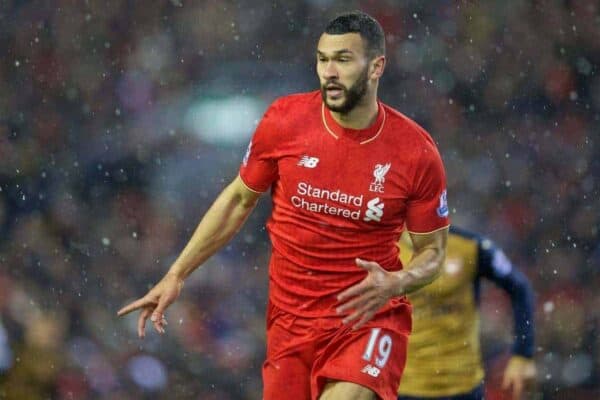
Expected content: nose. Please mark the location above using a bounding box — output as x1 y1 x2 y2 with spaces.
323 61 338 80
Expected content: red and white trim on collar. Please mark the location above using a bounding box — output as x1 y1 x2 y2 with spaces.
321 102 387 145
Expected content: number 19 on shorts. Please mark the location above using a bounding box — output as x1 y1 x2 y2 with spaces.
362 328 392 368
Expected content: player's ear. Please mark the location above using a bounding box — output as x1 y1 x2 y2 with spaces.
369 55 385 79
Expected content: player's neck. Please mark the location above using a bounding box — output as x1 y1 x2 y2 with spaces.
330 92 379 130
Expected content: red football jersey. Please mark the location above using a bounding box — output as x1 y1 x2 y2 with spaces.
240 91 449 317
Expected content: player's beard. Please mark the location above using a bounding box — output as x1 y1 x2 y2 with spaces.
321 66 369 114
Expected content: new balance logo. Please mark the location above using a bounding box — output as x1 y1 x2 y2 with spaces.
297 156 319 168
363 197 384 222
361 364 381 377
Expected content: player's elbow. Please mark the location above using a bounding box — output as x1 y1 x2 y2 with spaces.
510 269 535 300
232 192 257 210
228 177 261 210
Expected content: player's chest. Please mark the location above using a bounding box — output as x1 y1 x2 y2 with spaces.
276 138 412 222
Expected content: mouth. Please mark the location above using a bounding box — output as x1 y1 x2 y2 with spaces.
324 84 344 99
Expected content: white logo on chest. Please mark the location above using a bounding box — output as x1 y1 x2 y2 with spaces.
298 155 320 168
369 163 391 193
363 197 384 222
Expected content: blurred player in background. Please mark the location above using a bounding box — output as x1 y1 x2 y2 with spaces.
118 11 450 400
397 226 536 400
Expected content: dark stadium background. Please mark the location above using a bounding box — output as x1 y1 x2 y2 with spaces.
0 1 598 399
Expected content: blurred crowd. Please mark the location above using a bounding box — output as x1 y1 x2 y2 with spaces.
0 1 598 399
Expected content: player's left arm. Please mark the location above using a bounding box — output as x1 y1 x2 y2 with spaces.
401 228 448 290
399 133 450 293
336 228 447 329
478 239 536 399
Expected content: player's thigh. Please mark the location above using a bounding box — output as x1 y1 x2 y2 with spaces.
263 301 315 400
319 380 376 400
312 305 411 400
263 355 312 400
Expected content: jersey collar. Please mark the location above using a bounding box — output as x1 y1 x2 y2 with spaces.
321 101 386 144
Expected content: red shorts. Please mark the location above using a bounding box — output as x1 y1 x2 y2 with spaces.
262 300 411 400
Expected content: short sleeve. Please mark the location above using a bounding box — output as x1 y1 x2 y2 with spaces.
405 141 450 233
239 100 280 192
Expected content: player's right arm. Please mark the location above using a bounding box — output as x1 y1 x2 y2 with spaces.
166 176 261 279
117 176 261 337
118 97 282 338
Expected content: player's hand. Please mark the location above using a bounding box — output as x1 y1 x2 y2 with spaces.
117 272 184 338
502 355 537 399
336 258 403 330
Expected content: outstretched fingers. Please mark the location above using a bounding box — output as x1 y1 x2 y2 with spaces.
353 309 377 330
149 291 176 335
117 296 154 317
118 295 162 338
151 311 168 335
337 281 369 303
138 307 152 338
337 291 370 314
341 298 379 329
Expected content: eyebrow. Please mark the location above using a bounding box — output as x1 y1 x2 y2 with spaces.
316 49 355 56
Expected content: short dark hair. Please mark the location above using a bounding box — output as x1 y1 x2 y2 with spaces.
324 11 385 58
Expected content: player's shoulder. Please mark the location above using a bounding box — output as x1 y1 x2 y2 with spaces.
255 91 320 142
382 103 436 145
269 90 321 115
381 104 442 167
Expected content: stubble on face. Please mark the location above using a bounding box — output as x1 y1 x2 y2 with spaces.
321 64 370 114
